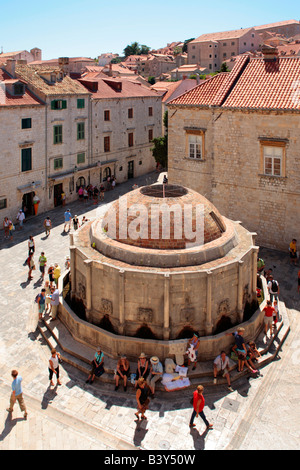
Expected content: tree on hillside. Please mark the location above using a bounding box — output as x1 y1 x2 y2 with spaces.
182 38 195 53
123 42 151 57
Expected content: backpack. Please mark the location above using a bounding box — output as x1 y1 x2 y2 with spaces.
35 293 41 303
271 280 278 292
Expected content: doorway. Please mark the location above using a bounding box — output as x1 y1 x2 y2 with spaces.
54 183 63 207
22 191 35 217
128 160 134 179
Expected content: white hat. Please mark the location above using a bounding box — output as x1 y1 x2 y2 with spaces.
150 356 159 365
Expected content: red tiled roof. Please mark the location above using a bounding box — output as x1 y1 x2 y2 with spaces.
78 77 159 99
223 56 300 109
168 55 300 110
0 68 44 107
168 73 229 106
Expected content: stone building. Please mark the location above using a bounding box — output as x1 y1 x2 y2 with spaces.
188 27 260 72
167 49 300 251
0 65 45 217
77 76 162 183
0 60 162 221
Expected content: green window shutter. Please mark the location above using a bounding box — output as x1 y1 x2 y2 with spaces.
51 100 56 110
62 100 67 109
77 99 85 109
21 148 32 172
77 152 85 164
53 125 63 144
77 122 85 140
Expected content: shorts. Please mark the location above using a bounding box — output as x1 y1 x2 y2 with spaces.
236 349 246 360
39 303 45 314
264 316 273 325
116 369 130 377
290 251 297 259
40 265 45 274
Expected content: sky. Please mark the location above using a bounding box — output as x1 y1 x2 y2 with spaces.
0 0 299 60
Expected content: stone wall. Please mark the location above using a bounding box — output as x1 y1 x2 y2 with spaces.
168 105 300 251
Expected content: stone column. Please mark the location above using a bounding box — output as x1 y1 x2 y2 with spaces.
252 247 259 298
69 245 76 299
84 260 93 322
119 269 125 334
163 273 170 340
205 270 213 335
237 260 244 322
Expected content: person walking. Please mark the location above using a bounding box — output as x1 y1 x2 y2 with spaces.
3 217 10 239
263 300 276 336
267 275 280 303
135 377 151 420
6 370 27 419
63 209 72 232
28 235 35 255
189 385 213 430
289 239 298 266
27 252 35 281
49 349 62 386
43 216 52 236
17 209 25 230
38 252 47 281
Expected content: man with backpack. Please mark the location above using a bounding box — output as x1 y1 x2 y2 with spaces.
267 275 280 303
36 288 46 320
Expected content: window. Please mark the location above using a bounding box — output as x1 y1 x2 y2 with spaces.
14 83 25 95
51 100 67 110
22 118 32 129
223 42 227 46
186 131 204 160
148 106 153 116
128 108 133 118
53 125 63 144
263 145 283 176
104 110 110 121
231 41 235 46
21 148 32 172
77 152 85 164
128 132 134 147
104 136 110 152
77 98 85 109
0 198 7 210
148 129 153 142
77 122 85 140
54 158 63 170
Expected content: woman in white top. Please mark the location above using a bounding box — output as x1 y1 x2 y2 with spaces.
49 349 61 386
28 236 35 255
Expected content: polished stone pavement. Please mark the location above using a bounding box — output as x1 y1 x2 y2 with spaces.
0 172 299 451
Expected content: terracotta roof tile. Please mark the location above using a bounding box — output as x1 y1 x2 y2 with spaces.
168 55 300 110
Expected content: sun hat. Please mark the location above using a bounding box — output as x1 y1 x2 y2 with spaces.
150 356 159 365
139 352 146 359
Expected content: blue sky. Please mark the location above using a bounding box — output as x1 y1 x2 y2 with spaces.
0 0 299 59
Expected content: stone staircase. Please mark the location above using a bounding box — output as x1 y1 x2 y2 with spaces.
37 301 290 397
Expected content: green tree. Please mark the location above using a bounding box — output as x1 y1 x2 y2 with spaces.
182 38 195 53
151 136 168 169
148 76 155 85
123 42 151 57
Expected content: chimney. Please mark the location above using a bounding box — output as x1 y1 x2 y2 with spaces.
5 58 16 78
58 57 70 76
108 63 112 77
261 45 279 61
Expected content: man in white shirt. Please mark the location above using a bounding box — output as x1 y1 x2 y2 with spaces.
17 210 25 229
213 351 233 391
